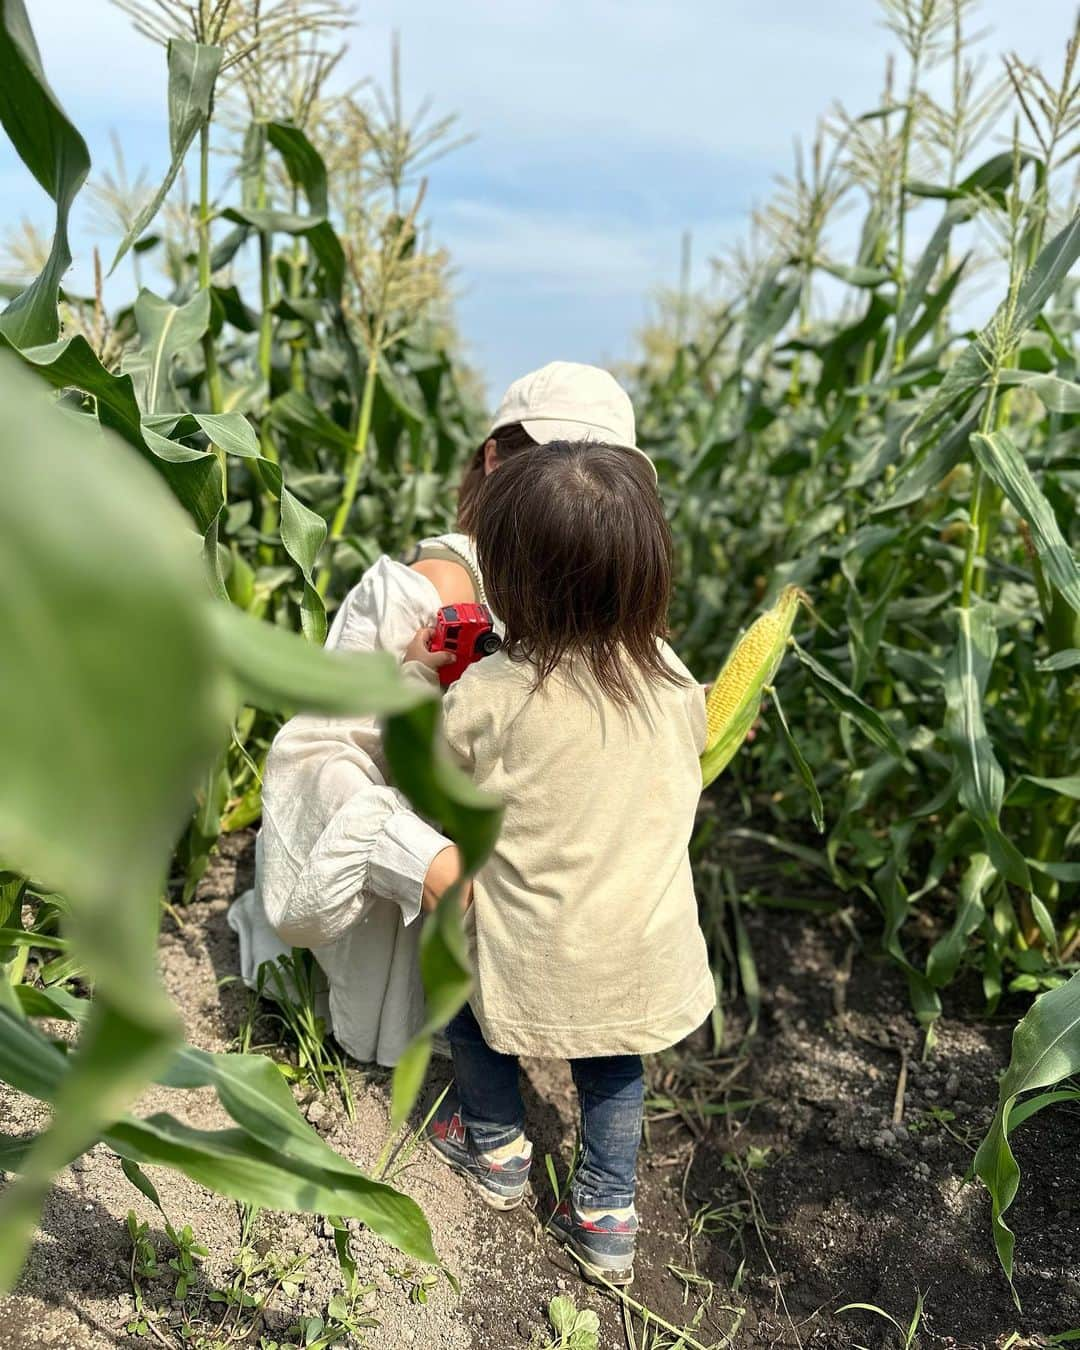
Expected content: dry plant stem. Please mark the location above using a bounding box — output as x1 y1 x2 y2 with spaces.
315 345 378 597
892 1048 909 1125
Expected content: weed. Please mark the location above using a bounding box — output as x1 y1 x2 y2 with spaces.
233 952 356 1120
539 1293 601 1349
838 1289 927 1350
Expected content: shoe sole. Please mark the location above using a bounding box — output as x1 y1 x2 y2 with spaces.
427 1141 525 1212
552 1226 634 1287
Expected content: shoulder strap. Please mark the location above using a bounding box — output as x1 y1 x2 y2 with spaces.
402 537 484 604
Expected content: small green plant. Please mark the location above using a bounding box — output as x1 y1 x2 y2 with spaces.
387 1263 444 1305
838 1289 926 1350
240 951 357 1120
721 1144 772 1174
543 1135 582 1229
545 1294 601 1350
164 1219 209 1300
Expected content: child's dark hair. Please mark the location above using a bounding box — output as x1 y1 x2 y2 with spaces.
474 440 681 704
456 423 537 533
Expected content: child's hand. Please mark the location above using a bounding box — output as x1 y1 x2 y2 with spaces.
404 625 454 672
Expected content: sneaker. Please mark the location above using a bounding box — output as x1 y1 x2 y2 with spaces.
427 1091 532 1211
549 1198 638 1286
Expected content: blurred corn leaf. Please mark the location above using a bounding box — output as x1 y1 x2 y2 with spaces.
0 0 90 345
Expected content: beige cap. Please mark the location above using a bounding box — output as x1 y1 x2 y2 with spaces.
489 361 656 483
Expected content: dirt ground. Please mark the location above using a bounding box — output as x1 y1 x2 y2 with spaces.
1 829 1077 1350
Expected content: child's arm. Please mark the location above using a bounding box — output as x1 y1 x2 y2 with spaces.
401 626 479 913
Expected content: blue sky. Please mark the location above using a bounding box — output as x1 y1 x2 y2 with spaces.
2 0 1074 399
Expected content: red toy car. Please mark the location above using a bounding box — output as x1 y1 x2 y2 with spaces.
429 603 502 686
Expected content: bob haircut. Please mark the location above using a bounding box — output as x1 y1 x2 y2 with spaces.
473 439 681 704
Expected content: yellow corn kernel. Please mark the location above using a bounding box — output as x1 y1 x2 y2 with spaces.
701 586 803 787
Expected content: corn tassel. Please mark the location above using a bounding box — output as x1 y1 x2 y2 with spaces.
700 586 804 788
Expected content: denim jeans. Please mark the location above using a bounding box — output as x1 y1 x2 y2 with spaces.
445 1002 644 1209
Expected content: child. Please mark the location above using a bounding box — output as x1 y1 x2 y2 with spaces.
403 440 714 1285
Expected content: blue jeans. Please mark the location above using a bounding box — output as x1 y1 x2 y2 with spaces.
445 1002 644 1209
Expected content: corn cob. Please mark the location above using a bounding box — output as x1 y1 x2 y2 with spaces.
700 585 804 788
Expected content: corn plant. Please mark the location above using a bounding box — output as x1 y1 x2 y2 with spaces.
1 0 481 897
0 344 500 1291
636 0 1078 1017
631 0 1078 1280
0 0 499 1291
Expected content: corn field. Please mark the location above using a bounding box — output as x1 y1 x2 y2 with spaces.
0 0 1078 1343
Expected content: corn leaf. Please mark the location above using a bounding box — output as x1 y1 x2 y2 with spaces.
124 288 213 415
764 687 824 832
943 605 1031 890
997 370 1080 413
383 699 502 1127
271 389 356 456
110 39 223 272
974 972 1080 1298
0 352 229 988
790 641 905 757
268 120 329 216
0 0 91 345
926 853 994 989
971 429 1080 616
210 605 425 717
1036 648 1080 672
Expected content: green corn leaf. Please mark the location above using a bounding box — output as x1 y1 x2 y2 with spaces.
926 853 994 989
383 700 502 1127
790 642 905 758
814 259 893 287
738 266 801 363
383 700 503 876
124 288 213 415
974 972 1080 1298
210 605 427 718
106 1112 437 1264
1030 774 1080 798
110 39 223 272
872 410 981 515
874 826 942 1029
906 150 1034 202
0 1013 437 1265
389 882 474 1132
194 410 261 458
223 207 345 302
1006 1088 1080 1135
0 352 230 997
943 605 1031 891
997 369 1080 413
971 429 1080 616
0 0 91 346
764 687 824 832
270 389 356 456
1036 648 1080 673
1 336 225 539
267 120 329 216
890 199 972 357
909 211 1080 443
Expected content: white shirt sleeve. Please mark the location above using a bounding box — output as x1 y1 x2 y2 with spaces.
257 556 454 947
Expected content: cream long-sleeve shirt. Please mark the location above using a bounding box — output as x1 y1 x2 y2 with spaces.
436 644 716 1059
229 539 479 1066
